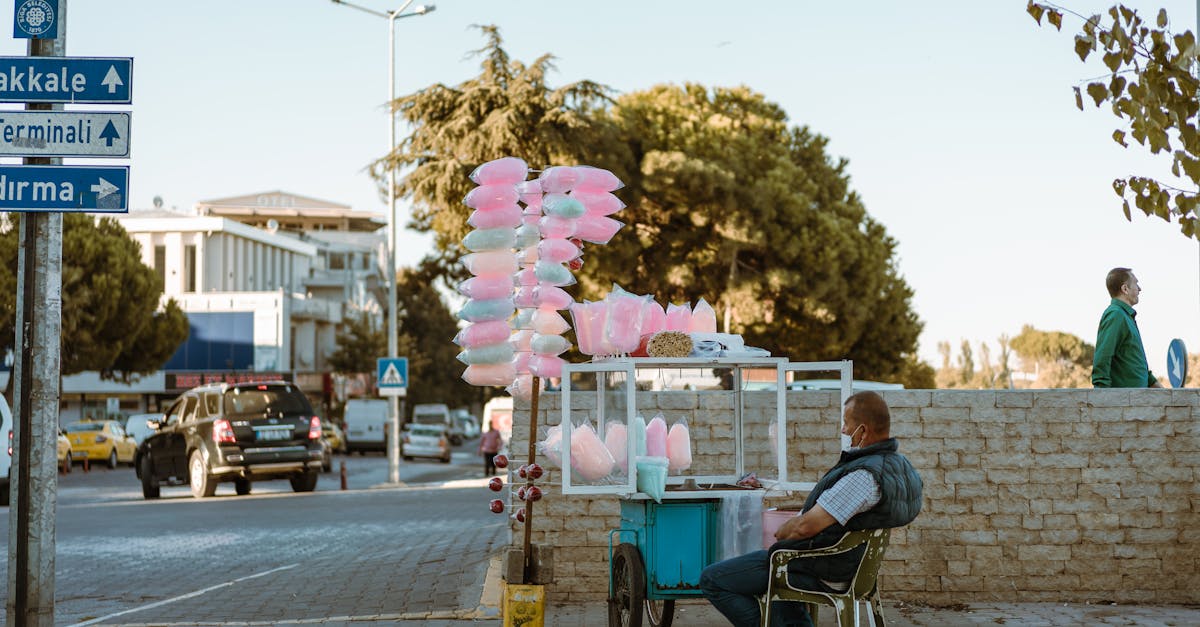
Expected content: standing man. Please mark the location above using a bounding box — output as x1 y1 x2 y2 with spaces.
1092 268 1162 388
700 391 923 627
478 419 503 477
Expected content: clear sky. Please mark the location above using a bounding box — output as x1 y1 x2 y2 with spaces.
1 1 1197 381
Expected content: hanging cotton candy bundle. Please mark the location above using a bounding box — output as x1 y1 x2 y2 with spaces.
573 215 624 244
468 205 523 230
570 190 625 216
645 414 668 458
470 157 529 186
570 423 615 481
457 275 515 301
666 419 693 472
457 342 515 365
538 166 579 193
603 286 649 354
454 320 512 348
572 165 624 192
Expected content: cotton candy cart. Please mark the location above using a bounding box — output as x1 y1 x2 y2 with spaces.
559 357 853 627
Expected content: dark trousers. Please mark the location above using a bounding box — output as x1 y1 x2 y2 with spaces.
699 549 817 627
483 452 497 475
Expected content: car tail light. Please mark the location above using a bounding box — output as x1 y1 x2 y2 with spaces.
438 437 447 447
308 416 321 440
95 434 108 443
213 419 236 444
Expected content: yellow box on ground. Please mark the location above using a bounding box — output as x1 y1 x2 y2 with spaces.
502 583 544 627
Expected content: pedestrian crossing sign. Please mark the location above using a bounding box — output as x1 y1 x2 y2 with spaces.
377 357 408 397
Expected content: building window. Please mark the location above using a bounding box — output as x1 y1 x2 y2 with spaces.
329 252 346 270
184 245 197 292
154 245 166 288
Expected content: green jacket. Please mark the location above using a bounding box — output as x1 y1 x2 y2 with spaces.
1092 299 1157 388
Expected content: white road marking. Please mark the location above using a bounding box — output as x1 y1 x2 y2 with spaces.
68 563 299 627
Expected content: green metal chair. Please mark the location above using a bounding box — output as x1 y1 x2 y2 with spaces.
758 528 892 627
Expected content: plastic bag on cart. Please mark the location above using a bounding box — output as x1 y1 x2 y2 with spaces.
570 423 615 481
630 414 647 460
719 491 765 561
666 418 693 472
537 425 563 468
645 414 668 457
604 421 629 469
635 456 669 503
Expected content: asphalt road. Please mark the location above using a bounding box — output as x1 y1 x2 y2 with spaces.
1 442 506 625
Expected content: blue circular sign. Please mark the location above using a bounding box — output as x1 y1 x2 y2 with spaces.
1167 338 1188 388
15 0 56 38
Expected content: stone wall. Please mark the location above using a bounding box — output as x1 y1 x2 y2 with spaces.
506 388 1200 604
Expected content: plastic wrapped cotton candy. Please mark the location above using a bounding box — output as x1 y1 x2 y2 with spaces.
666 419 693 472
537 424 562 468
516 179 543 207
514 223 541 248
665 302 692 332
463 227 517 252
515 267 538 287
454 319 512 348
534 261 576 287
457 275 515 301
537 238 581 263
529 354 566 378
605 422 629 469
569 301 602 356
456 342 515 365
645 414 668 458
538 166 579 193
457 298 515 323
469 157 528 185
631 414 647 459
532 309 571 335
509 329 534 351
511 309 534 330
605 291 648 354
542 193 587 219
507 373 535 402
573 165 624 192
511 350 532 374
531 333 571 356
636 456 669 503
570 423 614 481
642 300 666 336
468 205 523 230
514 286 538 308
574 215 623 244
462 362 516 386
463 184 520 209
691 298 718 333
570 190 625 216
538 215 578 239
534 285 573 310
462 250 518 276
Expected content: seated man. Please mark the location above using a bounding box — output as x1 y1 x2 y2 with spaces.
700 391 923 627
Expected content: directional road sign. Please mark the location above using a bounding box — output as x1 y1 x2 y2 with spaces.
0 56 132 103
377 357 409 397
0 111 130 157
1167 338 1188 388
0 165 128 212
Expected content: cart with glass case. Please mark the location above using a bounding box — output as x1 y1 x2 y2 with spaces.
559 357 853 627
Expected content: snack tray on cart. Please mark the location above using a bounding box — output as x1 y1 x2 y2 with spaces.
559 357 853 497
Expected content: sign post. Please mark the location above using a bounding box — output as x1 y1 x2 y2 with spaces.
377 357 408 483
1167 339 1188 388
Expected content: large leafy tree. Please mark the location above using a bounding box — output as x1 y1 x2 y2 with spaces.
381 28 923 383
1029 3 1200 238
0 214 189 390
327 309 389 374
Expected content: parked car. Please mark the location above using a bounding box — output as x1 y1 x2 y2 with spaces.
64 420 137 469
321 421 347 454
57 431 72 471
123 413 163 446
401 424 451 463
451 409 480 440
413 403 455 444
1 394 11 506
135 381 323 499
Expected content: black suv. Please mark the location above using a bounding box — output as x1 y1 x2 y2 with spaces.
135 381 323 499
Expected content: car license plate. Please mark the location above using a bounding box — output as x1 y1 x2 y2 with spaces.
255 428 291 441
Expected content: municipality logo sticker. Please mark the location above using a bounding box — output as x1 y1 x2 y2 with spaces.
16 0 56 37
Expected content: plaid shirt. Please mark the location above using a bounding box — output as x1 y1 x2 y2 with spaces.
812 469 881 526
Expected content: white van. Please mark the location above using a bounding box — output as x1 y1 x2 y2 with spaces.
1 394 11 506
344 399 389 453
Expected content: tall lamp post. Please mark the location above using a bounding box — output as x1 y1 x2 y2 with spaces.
331 0 436 483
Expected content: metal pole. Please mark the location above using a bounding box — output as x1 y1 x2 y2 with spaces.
7 4 66 623
387 8 401 484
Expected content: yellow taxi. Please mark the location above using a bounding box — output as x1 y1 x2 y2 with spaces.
57 431 72 471
64 420 136 469
322 421 347 454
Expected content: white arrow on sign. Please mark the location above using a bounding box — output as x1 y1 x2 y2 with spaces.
1169 350 1182 381
101 66 123 94
90 177 118 200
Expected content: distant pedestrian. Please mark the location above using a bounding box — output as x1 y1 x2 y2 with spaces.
479 421 503 476
1092 267 1162 388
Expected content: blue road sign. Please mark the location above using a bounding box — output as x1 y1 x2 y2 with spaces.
0 56 132 104
0 165 128 212
13 0 58 39
1166 338 1187 388
377 357 409 397
0 111 130 157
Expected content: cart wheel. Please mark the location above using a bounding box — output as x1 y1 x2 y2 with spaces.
608 543 646 627
645 599 675 627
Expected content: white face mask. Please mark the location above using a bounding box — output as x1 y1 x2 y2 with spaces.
843 424 864 451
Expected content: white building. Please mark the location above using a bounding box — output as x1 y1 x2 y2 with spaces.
55 191 386 423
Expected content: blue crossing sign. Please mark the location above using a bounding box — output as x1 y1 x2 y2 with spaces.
1166 339 1187 388
0 56 132 103
0 165 128 212
377 357 409 397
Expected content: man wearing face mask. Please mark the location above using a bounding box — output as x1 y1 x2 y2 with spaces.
700 391 923 627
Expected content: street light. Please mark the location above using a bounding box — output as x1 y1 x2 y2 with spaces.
330 0 436 483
